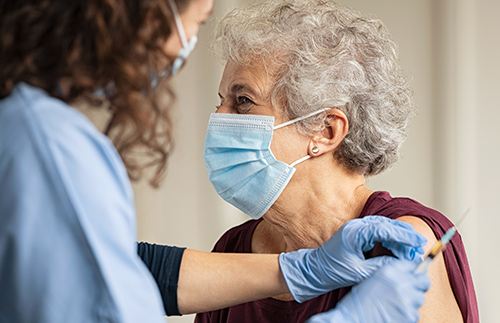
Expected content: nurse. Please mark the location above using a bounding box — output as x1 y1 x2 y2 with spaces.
0 0 429 322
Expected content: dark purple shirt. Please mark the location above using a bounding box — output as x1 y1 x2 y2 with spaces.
195 191 479 323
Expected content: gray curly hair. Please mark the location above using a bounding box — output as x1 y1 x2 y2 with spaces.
212 0 415 176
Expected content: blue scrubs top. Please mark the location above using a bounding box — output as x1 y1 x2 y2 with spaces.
0 83 166 322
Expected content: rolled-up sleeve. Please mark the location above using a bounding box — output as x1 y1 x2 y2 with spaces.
138 242 186 316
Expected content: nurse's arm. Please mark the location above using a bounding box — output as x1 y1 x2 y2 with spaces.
177 249 288 314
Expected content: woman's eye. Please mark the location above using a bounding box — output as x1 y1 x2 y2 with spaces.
236 96 253 105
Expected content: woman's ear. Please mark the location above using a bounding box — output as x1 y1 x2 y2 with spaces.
308 108 349 157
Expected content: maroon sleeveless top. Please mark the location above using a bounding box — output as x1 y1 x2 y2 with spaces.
195 191 479 323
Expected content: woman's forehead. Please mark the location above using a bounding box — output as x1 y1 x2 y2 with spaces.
219 60 276 96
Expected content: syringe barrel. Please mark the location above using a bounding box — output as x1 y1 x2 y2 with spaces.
413 256 433 274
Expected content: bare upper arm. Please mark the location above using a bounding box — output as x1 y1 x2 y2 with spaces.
397 216 463 323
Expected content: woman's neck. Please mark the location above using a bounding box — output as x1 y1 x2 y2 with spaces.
254 166 373 253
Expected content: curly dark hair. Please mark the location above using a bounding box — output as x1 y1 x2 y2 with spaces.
0 0 191 187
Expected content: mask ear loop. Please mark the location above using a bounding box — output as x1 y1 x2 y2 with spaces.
273 108 330 130
275 108 330 168
168 0 188 47
290 155 311 168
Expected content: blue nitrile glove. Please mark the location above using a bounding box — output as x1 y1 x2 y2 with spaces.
278 216 426 302
306 259 431 323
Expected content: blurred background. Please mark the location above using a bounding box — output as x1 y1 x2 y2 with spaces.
128 0 499 321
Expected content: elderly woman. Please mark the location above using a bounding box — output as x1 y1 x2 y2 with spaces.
197 0 479 322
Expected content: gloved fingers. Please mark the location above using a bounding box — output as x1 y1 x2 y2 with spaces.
361 217 427 247
405 306 422 323
386 258 420 272
362 215 414 230
363 255 399 274
335 259 428 323
393 293 422 323
378 261 428 322
403 284 427 323
395 262 431 292
383 261 431 295
372 259 421 283
353 257 411 285
413 272 432 292
357 216 427 252
381 240 425 261
410 289 427 309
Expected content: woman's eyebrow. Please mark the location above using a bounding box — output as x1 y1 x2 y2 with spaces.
230 83 258 97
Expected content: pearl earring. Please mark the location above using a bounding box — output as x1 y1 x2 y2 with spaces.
311 147 319 154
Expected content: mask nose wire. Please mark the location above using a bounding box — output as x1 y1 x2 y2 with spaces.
168 0 189 47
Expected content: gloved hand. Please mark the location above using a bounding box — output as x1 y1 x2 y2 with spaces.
306 259 431 323
279 216 426 302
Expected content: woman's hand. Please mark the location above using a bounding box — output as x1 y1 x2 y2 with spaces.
279 216 427 302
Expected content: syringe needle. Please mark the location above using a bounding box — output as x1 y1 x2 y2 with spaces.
454 208 471 228
413 208 470 274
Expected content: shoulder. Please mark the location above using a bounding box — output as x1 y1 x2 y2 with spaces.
396 216 439 248
364 191 453 235
367 192 453 251
1 83 97 134
396 215 463 322
0 83 116 167
365 192 475 321
28 84 130 197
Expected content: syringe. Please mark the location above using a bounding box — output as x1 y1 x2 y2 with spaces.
413 208 470 274
413 226 456 274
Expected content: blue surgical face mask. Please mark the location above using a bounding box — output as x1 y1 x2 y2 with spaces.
203 109 328 219
168 0 198 76
150 1 197 86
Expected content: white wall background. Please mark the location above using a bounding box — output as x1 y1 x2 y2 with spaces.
131 0 500 322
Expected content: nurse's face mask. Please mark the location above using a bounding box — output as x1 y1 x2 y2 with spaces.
203 109 328 219
167 0 198 76
151 0 198 86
